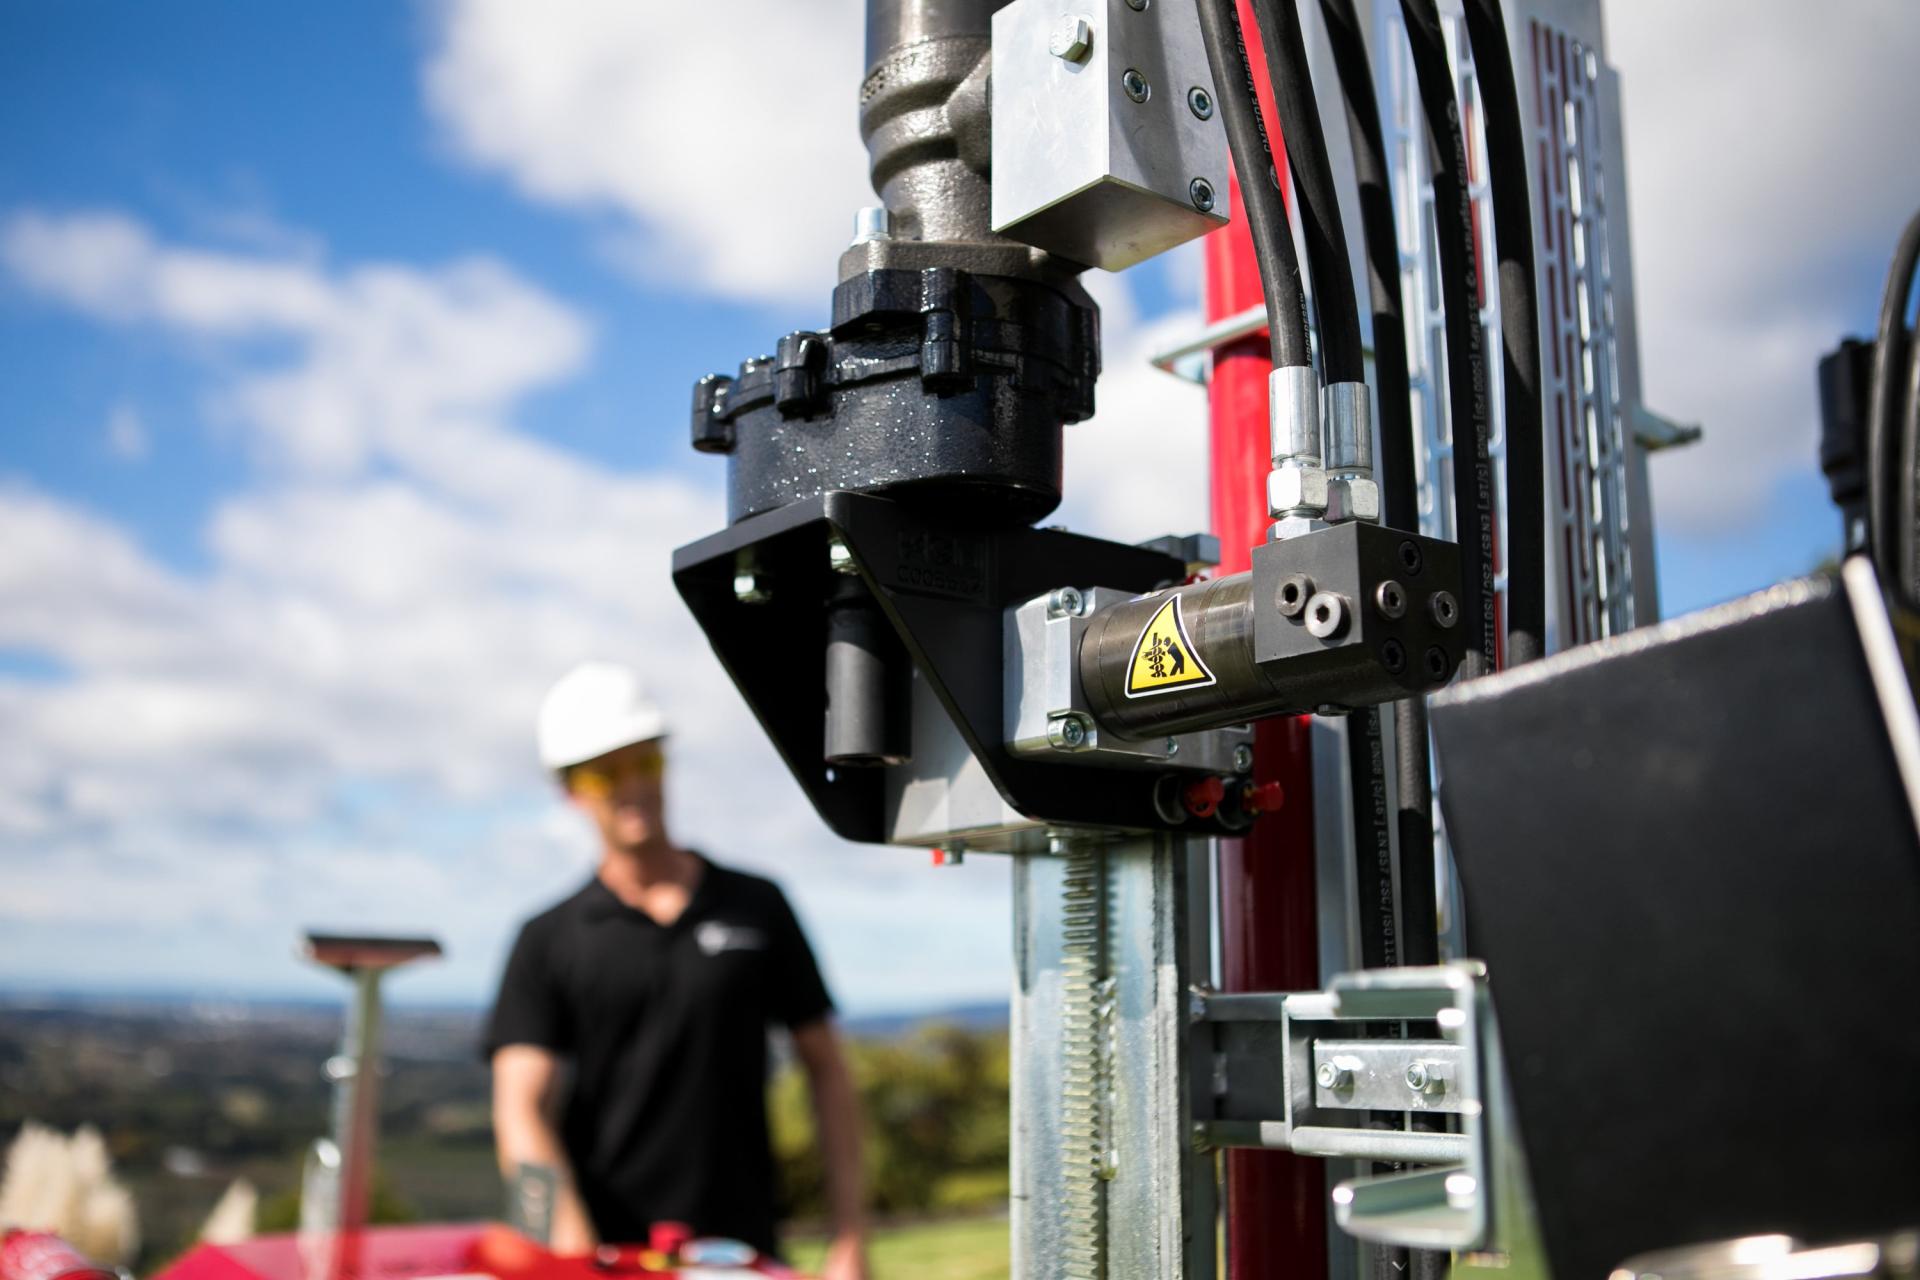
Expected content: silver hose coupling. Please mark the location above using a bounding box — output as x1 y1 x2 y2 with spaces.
1267 366 1328 531
1322 380 1380 524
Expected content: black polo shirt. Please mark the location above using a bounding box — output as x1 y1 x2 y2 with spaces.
483 857 834 1255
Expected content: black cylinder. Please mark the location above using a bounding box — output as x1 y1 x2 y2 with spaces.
825 584 909 767
1079 575 1272 738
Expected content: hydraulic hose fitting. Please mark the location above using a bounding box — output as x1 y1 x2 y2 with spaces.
1267 365 1329 539
1323 381 1380 524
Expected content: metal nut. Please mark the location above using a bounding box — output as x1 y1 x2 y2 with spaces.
1187 86 1214 119
1304 592 1349 639
1326 475 1381 524
1374 579 1408 619
1189 177 1216 213
1428 589 1461 629
1048 14 1093 62
1122 68 1150 102
1267 462 1329 517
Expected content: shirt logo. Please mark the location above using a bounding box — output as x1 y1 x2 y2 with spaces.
695 921 768 956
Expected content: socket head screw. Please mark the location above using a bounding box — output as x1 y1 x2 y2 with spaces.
1232 743 1254 773
1048 586 1086 617
1276 574 1314 618
1189 177 1216 212
1187 86 1214 119
1429 589 1460 629
1374 579 1408 619
1305 592 1349 639
1317 1061 1351 1091
1122 68 1150 102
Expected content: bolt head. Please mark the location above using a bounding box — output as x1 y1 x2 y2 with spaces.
1429 589 1461 629
1187 86 1214 120
827 538 858 574
1048 14 1093 62
733 571 770 604
1048 713 1093 751
1189 177 1216 213
1232 743 1254 773
1406 1061 1432 1091
1268 462 1329 517
1048 585 1086 617
1122 68 1150 102
1374 579 1408 620
1164 736 1179 756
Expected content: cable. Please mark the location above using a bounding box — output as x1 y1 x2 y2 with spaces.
1249 0 1365 382
1319 0 1415 531
1196 0 1313 370
1460 0 1544 667
1868 208 1920 606
1399 0 1496 683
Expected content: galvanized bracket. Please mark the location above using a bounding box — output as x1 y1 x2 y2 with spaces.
1195 961 1499 1253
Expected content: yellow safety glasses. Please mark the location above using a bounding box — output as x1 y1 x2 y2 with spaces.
565 750 665 797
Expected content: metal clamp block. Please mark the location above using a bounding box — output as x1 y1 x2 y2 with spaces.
1198 962 1501 1254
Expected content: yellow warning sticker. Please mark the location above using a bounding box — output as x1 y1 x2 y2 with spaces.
1125 594 1216 698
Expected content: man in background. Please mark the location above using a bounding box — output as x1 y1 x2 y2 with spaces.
486 661 867 1278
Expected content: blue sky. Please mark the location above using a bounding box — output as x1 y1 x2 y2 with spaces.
2 1 1914 1010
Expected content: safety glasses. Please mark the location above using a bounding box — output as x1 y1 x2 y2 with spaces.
565 750 665 797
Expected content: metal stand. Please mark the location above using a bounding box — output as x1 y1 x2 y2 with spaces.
1011 834 1218 1280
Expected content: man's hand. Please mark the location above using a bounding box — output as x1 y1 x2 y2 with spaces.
817 1231 869 1280
791 1019 869 1280
492 1045 598 1255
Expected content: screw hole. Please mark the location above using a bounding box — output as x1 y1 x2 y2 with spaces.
1399 540 1424 574
1425 646 1451 680
1382 639 1407 675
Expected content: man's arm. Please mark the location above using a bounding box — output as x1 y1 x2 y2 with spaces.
791 1018 868 1280
491 1044 598 1256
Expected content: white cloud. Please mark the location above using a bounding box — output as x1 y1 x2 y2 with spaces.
0 210 1011 1010
420 0 872 306
1606 0 1920 533
103 403 148 461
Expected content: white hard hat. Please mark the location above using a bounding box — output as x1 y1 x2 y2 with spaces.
536 661 669 771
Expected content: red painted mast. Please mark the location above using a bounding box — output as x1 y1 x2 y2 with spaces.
1208 3 1328 1273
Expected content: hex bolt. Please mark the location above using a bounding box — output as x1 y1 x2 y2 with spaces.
1232 743 1254 774
1189 178 1216 213
1304 591 1349 639
1428 589 1460 628
1374 579 1408 619
1276 573 1315 618
1048 14 1093 62
1122 68 1150 103
1049 585 1086 617
733 571 770 604
1406 1061 1445 1095
1187 86 1214 120
1315 1061 1349 1091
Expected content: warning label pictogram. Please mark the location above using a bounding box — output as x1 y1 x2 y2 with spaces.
1125 595 1216 698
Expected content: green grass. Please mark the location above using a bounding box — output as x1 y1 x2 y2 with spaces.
788 1214 1008 1280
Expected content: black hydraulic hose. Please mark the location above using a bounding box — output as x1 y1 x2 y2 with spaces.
1196 0 1313 370
1319 0 1416 530
1868 208 1920 606
1461 0 1545 667
1400 0 1497 683
1249 0 1365 382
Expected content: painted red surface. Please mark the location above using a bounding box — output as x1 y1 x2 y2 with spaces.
153 1225 795 1280
1208 3 1330 1275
